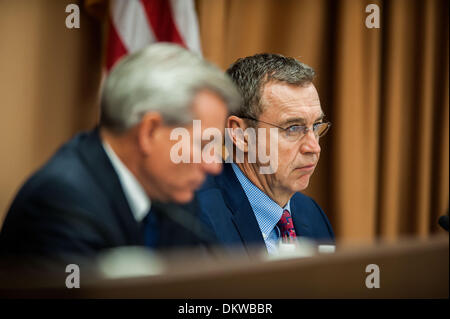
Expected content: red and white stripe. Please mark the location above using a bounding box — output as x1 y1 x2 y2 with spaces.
106 0 201 70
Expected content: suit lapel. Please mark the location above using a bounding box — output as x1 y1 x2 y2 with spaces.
215 163 265 251
290 193 313 238
76 128 143 245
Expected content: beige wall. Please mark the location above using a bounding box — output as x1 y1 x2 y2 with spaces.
197 0 449 240
0 0 447 241
0 0 103 223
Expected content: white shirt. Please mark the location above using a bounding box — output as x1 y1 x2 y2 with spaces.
102 141 151 222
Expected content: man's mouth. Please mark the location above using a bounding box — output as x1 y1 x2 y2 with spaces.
297 164 316 171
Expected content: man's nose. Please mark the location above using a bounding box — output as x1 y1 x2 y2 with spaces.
300 131 321 154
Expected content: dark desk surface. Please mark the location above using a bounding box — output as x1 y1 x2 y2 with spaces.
1 235 448 298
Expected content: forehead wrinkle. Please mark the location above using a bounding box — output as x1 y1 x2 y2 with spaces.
260 83 322 122
263 98 323 125
263 82 321 106
277 107 323 126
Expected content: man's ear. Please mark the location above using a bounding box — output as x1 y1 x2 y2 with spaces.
137 112 163 155
227 115 250 153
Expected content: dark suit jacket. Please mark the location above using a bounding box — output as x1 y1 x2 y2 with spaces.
0 128 211 262
196 163 335 256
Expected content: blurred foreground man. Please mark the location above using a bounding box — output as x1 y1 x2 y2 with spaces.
0 44 239 262
197 54 335 256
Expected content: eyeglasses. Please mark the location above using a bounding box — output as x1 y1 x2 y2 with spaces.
240 116 331 142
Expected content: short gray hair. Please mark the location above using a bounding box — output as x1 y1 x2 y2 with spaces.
100 43 241 132
226 53 315 121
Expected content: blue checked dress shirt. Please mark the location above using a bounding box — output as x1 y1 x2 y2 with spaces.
231 163 291 255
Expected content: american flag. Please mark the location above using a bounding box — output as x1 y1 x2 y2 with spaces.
104 0 202 70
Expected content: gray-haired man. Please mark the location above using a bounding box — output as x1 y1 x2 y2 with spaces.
0 43 240 260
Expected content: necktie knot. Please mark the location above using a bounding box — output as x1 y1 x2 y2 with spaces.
277 209 297 243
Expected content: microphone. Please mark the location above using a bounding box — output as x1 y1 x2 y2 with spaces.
438 215 449 232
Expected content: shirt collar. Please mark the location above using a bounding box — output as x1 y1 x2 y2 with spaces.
102 141 151 222
231 163 290 239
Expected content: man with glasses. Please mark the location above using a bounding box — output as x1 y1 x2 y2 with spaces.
196 53 334 256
